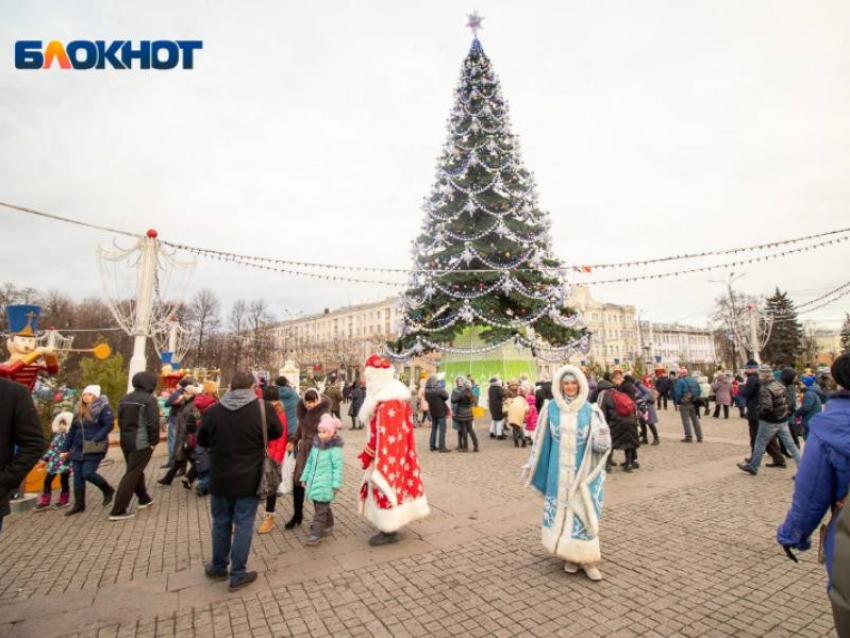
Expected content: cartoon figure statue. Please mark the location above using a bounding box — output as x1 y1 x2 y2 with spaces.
0 304 59 391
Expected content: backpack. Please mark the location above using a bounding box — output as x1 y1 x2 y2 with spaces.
611 390 636 417
679 378 698 405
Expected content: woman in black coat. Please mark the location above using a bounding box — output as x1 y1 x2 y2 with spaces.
596 374 641 472
488 378 506 439
451 379 479 452
348 382 365 430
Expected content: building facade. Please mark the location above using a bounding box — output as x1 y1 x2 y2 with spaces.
535 286 640 378
639 321 717 368
271 297 437 382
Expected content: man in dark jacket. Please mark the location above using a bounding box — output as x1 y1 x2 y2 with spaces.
488 376 506 439
780 367 802 449
109 372 160 520
738 365 800 475
738 360 785 466
0 377 44 534
655 373 672 410
424 375 450 452
198 370 282 592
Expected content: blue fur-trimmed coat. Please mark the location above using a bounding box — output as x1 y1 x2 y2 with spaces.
523 365 611 564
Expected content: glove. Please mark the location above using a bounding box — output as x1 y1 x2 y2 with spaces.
782 546 799 563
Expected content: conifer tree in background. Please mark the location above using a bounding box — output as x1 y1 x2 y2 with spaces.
762 288 802 368
841 312 850 355
390 37 588 360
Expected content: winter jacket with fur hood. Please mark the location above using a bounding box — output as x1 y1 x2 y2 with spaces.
290 394 332 481
118 372 160 453
62 395 113 461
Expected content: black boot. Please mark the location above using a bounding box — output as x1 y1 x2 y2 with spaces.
368 531 399 546
101 484 115 507
65 489 85 516
649 424 660 445
285 486 304 529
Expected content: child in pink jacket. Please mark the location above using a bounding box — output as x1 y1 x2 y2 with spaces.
523 388 539 445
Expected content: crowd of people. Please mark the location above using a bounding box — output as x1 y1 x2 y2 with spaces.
0 352 847 630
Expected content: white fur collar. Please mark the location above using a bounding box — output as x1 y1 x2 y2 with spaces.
358 379 411 424
551 364 589 413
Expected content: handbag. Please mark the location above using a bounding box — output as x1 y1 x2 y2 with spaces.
277 451 296 495
80 418 108 455
256 400 282 499
818 494 847 564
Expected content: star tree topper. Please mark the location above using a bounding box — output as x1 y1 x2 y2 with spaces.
466 11 484 37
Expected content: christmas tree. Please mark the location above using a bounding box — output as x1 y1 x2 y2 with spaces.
840 312 850 355
762 288 803 368
390 32 588 362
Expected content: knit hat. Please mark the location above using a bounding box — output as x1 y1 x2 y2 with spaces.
832 354 850 390
801 376 815 388
745 359 759 371
758 364 773 376
82 384 101 398
318 413 341 435
202 380 218 394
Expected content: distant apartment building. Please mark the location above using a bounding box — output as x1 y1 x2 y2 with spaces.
639 321 717 368
271 297 436 381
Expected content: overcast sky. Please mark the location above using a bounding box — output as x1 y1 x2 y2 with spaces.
1 0 848 330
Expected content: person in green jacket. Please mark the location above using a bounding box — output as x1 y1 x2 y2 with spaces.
299 414 344 546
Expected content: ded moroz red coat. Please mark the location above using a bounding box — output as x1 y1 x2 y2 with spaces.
357 364 429 532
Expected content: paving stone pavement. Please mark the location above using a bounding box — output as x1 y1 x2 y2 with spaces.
0 405 837 637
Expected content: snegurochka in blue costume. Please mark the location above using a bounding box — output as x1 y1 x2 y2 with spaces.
522 365 612 581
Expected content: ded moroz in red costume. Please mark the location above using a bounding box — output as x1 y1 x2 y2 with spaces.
357 355 429 533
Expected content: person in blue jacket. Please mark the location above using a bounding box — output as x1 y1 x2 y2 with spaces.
795 376 824 440
672 366 703 442
61 385 115 515
777 354 850 634
274 376 299 439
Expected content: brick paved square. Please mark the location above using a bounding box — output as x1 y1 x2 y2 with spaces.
0 409 837 637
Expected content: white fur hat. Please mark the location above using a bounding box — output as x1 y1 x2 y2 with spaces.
82 385 101 398
52 411 74 433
